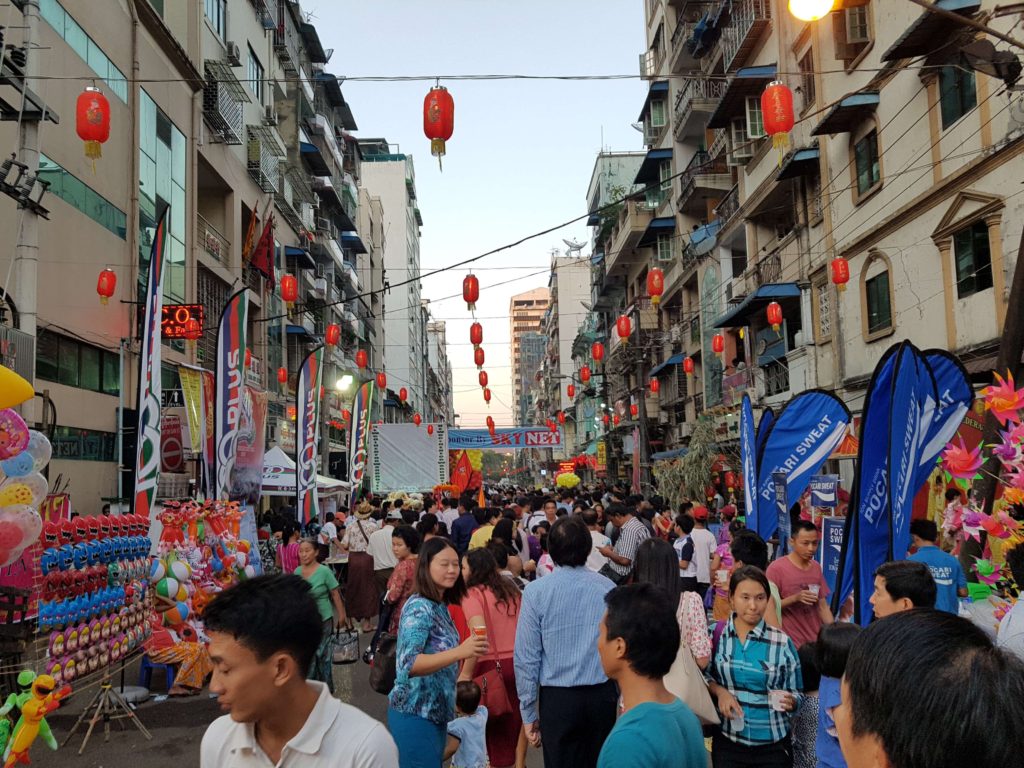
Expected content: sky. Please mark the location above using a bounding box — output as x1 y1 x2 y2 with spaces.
305 1 647 427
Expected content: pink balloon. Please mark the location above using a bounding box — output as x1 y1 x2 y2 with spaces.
0 549 12 567
0 409 29 461
0 521 21 549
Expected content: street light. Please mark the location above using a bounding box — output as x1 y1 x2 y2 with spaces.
335 374 354 392
787 0 833 21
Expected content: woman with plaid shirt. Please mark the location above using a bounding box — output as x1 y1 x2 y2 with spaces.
707 565 803 768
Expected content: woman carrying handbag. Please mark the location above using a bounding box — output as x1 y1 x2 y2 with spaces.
459 547 523 768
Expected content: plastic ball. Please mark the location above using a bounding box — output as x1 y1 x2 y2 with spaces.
150 560 166 582
162 601 190 626
168 559 191 582
154 577 179 600
243 564 256 579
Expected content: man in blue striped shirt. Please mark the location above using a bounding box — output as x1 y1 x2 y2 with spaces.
514 516 617 768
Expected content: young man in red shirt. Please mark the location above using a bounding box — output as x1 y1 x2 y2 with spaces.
766 520 834 647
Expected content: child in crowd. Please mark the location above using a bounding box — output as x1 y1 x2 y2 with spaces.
445 681 489 768
815 623 862 768
710 520 744 620
792 643 821 768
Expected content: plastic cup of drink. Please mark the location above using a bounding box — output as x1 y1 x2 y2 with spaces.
730 710 745 731
716 569 729 586
472 625 487 639
768 690 789 712
808 584 820 598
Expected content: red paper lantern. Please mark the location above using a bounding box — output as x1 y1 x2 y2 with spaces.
649 377 660 394
616 315 632 342
712 334 725 355
647 268 665 307
684 356 695 375
399 387 408 402
591 342 605 363
376 372 387 389
630 403 639 418
603 414 610 425
184 318 202 341
355 349 368 370
567 383 576 399
613 414 621 426
463 274 480 311
413 413 422 427
483 387 492 404
766 301 783 332
486 415 495 428
280 274 298 305
474 371 486 390
423 86 455 162
470 322 483 349
276 367 288 384
557 411 566 425
761 81 795 157
427 424 434 435
245 349 252 369
76 86 110 161
96 268 116 305
831 257 850 292
580 366 591 383
474 347 485 370
325 323 341 347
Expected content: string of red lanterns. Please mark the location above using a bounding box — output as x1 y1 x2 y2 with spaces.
479 371 488 388
355 350 368 370
470 322 483 349
463 274 479 312
474 347 485 370
566 383 575 399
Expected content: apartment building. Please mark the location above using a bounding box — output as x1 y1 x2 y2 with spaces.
426 320 454 425
509 287 549 425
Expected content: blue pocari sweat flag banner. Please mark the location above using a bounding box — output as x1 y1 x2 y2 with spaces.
753 390 851 542
756 407 775 459
914 350 974 495
740 395 758 528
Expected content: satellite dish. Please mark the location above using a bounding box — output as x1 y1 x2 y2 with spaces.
962 40 1022 88
563 238 586 256
689 224 718 257
631 122 645 133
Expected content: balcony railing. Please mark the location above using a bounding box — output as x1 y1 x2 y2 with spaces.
273 1 302 73
709 128 728 159
714 184 740 229
693 392 704 415
751 250 782 287
763 359 790 397
197 214 229 264
673 77 727 139
721 0 772 72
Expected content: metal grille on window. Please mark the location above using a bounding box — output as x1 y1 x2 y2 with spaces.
197 266 231 368
247 126 284 193
816 280 831 340
203 61 249 144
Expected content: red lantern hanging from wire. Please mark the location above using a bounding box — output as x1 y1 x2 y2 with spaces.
469 322 483 349
355 349 368 370
325 323 341 347
630 403 639 418
376 371 387 390
486 415 495 429
474 347 485 370
399 387 408 403
280 274 298 307
423 85 455 168
96 268 116 305
647 268 665 307
184 318 202 342
483 387 492 404
413 413 422 427
479 371 488 388
427 424 434 435
591 342 605 364
76 86 110 164
341 409 351 422
684 356 695 376
616 315 632 344
567 383 575 399
557 411 566 425
831 257 850 292
766 301 783 332
613 414 621 426
649 377 660 394
244 349 252 369
463 274 480 311
761 81 795 163
603 413 610 426
277 367 288 385
712 334 725 356
580 366 591 383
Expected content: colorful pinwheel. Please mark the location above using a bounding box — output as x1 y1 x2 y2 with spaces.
941 437 983 483
982 372 1024 425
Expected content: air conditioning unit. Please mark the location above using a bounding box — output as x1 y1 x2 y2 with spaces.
670 325 682 342
315 263 326 279
263 105 279 126
226 41 242 67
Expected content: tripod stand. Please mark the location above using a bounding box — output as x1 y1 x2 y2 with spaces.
62 671 152 754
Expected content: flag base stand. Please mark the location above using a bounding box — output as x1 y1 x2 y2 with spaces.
62 672 152 754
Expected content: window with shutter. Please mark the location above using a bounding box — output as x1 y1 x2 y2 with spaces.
745 96 765 138
832 1 872 66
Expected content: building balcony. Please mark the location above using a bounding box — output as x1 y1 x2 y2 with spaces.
669 16 700 74
714 184 740 231
677 150 732 216
673 77 727 140
606 200 653 276
720 0 772 73
197 214 230 265
272 0 302 74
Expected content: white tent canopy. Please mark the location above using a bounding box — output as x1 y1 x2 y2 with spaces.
262 446 350 498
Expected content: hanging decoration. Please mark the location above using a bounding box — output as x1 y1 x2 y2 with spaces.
557 411 566 425
630 403 639 418
616 315 632 345
276 367 287 385
767 301 783 332
613 414 621 426
470 322 483 349
376 372 387 390
96 268 116 305
684 356 695 376
647 268 664 307
831 257 850 292
355 349 368 370
649 378 660 394
413 413 421 427
325 324 341 347
580 366 591 383
483 388 491 404
427 424 434 435
591 342 605 364
479 371 488 388
567 383 575 399
244 349 252 369
423 85 455 168
184 318 202 343
463 274 479 311
398 387 408 403
280 274 298 307
712 334 725 356
342 409 351 422
75 86 110 164
761 81 795 164
474 347 485 370
603 414 610 426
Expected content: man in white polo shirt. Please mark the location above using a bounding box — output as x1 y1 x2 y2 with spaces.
201 574 396 767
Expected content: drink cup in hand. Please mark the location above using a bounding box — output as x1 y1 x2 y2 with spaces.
716 569 729 587
808 584 820 598
768 690 789 712
730 710 745 731
472 625 487 639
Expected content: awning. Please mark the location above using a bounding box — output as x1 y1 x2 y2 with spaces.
341 231 367 254
714 282 801 328
284 245 316 271
638 217 676 247
300 22 329 63
776 146 820 180
587 211 601 226
300 141 331 176
882 0 981 61
638 80 670 121
634 148 674 185
262 446 350 497
811 91 879 136
708 64 777 129
651 447 688 460
287 324 318 340
316 73 358 130
963 352 998 375
650 353 685 378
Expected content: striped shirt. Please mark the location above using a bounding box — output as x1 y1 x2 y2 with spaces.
513 565 615 724
707 618 803 747
608 516 650 576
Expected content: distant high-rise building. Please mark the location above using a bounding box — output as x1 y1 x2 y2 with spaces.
510 288 550 425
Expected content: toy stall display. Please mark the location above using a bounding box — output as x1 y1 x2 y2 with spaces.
0 672 70 768
0 410 50 568
38 514 153 687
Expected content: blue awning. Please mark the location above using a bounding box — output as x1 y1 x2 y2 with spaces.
690 218 723 248
634 148 674 185
284 245 316 270
714 283 801 328
650 353 685 378
341 231 367 254
651 447 688 460
638 216 676 247
638 80 670 121
776 146 820 180
811 92 880 136
708 64 777 129
882 0 981 62
287 324 317 339
300 141 331 176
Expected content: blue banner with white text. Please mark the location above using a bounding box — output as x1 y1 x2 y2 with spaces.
740 396 758 527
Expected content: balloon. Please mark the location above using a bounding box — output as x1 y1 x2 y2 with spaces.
23 431 51 473
0 452 34 478
0 505 41 566
0 408 29 460
0 366 33 409
0 520 22 549
0 473 48 507
234 551 247 569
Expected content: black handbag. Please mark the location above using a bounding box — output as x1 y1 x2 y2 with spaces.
368 632 398 694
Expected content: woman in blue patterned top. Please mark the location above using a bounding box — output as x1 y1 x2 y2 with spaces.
388 537 489 768
707 565 803 768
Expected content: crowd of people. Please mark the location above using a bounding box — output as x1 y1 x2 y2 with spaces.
196 483 1024 768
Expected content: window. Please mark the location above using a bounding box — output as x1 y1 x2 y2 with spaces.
36 331 120 395
807 172 824 223
650 99 667 128
745 96 765 138
38 0 128 101
204 0 226 38
953 221 993 298
814 278 832 341
854 130 880 195
938 61 977 129
656 233 673 262
147 0 164 14
247 45 264 103
52 426 117 462
833 3 872 65
798 50 816 111
36 155 127 239
865 270 891 334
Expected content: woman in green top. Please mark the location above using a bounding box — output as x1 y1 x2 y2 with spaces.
296 538 348 692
